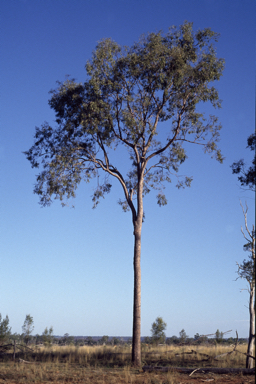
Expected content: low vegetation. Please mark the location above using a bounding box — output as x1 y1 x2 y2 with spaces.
0 343 252 384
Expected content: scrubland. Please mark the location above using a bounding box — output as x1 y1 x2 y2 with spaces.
0 343 253 384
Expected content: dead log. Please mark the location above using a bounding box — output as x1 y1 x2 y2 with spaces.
142 366 255 375
19 359 39 364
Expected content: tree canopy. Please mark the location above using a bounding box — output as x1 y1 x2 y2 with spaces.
0 314 11 345
42 326 54 345
22 314 34 345
151 317 167 344
179 328 188 343
25 22 224 214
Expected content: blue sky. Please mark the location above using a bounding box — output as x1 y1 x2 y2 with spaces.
1 0 255 339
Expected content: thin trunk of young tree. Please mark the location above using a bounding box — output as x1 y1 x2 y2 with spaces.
246 285 255 369
239 205 255 369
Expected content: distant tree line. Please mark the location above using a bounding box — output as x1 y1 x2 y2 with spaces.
142 317 247 346
0 314 54 347
0 314 249 348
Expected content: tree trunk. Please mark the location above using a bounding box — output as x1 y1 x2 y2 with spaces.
132 223 142 366
246 285 255 368
13 340 16 361
131 167 144 367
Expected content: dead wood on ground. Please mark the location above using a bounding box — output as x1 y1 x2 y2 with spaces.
142 366 255 375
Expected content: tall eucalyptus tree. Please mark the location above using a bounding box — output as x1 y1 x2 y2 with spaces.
25 22 224 366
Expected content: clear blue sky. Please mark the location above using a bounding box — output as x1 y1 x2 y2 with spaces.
1 0 255 339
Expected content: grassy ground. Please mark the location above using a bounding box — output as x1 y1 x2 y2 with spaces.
0 344 254 383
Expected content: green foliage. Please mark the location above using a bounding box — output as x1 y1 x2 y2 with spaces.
85 336 96 346
0 314 11 344
22 314 34 345
151 317 167 345
237 256 255 286
215 329 224 344
193 333 208 344
9 333 22 343
111 337 120 345
179 329 188 343
231 132 256 192
25 21 224 212
143 336 151 344
42 326 54 345
61 333 75 345
98 335 109 345
166 335 179 345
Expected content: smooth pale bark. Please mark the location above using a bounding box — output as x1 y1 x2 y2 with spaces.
131 176 144 366
246 286 255 369
239 209 255 369
132 225 142 366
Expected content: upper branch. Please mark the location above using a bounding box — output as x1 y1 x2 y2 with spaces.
240 201 253 241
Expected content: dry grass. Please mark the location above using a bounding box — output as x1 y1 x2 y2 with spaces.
0 362 179 384
141 343 249 368
0 343 252 384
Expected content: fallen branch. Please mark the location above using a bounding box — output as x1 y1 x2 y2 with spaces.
233 349 255 360
19 359 39 364
189 367 201 376
213 330 255 361
17 344 34 352
214 330 239 360
142 366 255 375
173 331 255 364
0 343 34 353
